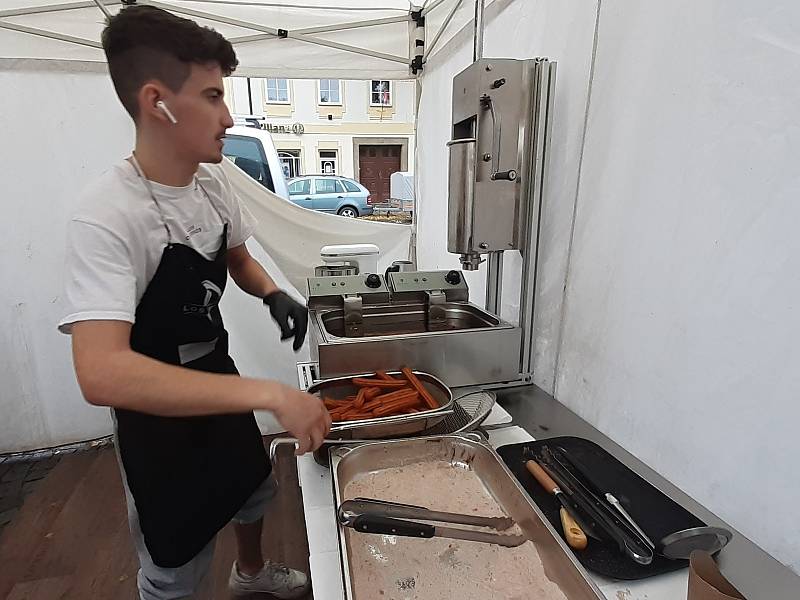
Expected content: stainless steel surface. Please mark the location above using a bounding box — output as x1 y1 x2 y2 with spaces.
330 435 605 600
446 138 478 269
449 59 540 254
498 385 800 599
317 301 500 337
446 58 555 384
485 251 503 315
659 526 733 560
425 289 447 331
384 259 414 280
385 269 469 301
415 524 525 547
307 268 520 387
269 436 356 462
343 511 527 547
307 274 390 307
606 493 656 549
310 305 521 387
473 0 484 62
518 59 556 379
342 295 363 337
338 498 514 530
444 59 555 386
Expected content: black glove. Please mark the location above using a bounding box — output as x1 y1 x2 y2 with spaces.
263 291 309 352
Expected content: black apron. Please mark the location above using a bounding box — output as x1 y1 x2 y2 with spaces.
115 158 270 568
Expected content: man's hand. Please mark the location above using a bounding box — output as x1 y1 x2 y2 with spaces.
270 384 332 454
263 291 308 352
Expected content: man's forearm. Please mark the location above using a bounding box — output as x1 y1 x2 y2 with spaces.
75 346 285 417
229 254 279 298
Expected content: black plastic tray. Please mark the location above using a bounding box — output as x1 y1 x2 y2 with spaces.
497 436 706 580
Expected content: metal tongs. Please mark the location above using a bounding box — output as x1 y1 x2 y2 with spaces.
536 446 655 565
338 498 526 548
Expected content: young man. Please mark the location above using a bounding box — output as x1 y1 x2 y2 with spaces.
58 6 330 599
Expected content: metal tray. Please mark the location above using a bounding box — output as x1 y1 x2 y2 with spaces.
307 370 454 440
330 435 605 600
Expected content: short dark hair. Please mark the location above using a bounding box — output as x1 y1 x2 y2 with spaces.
101 5 238 119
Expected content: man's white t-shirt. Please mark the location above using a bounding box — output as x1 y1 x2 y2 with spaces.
58 159 256 334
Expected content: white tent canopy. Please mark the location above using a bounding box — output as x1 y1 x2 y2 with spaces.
5 0 800 579
0 0 492 78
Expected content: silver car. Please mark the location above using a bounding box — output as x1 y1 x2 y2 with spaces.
287 175 374 218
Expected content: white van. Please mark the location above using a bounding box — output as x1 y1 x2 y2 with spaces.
222 125 289 200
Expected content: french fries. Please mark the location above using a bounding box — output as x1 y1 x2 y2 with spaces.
319 369 439 422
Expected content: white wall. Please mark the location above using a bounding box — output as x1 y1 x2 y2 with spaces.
555 0 800 572
0 67 129 452
0 67 307 451
417 0 800 574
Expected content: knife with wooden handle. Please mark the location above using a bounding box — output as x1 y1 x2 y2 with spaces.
526 459 590 549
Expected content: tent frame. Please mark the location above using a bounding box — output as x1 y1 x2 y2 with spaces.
0 0 436 76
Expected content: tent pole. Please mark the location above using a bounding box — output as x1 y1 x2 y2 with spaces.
0 1 119 19
91 0 112 20
294 15 409 36
472 0 502 315
421 0 449 17
422 0 463 62
473 0 484 61
0 20 101 49
149 1 407 64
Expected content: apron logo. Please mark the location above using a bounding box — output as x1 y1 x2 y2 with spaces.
182 280 222 320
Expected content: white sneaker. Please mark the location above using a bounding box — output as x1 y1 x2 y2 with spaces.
229 560 310 599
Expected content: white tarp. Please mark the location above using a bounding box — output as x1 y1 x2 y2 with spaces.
0 0 491 79
220 158 411 434
221 158 412 295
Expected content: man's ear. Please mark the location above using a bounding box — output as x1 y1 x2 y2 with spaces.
138 82 171 124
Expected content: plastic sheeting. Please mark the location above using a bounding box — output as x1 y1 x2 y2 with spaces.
221 158 412 296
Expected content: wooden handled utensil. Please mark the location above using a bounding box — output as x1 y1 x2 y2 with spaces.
526 459 589 550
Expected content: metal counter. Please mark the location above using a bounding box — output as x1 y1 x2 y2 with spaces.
496 384 800 600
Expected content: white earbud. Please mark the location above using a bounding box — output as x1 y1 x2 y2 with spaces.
155 100 178 125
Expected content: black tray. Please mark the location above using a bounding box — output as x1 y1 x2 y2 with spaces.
497 437 706 580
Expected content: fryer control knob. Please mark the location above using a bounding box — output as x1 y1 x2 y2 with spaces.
365 274 382 289
445 270 462 286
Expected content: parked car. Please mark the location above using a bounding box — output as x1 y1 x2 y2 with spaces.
286 175 374 217
221 125 289 199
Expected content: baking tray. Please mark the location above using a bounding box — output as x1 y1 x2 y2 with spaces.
302 389 493 468
496 436 709 580
330 434 605 600
308 370 454 440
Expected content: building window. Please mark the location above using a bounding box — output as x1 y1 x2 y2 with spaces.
319 150 338 175
265 78 290 103
370 80 392 106
279 150 302 179
319 79 341 105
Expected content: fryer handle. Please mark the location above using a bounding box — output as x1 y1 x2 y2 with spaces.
352 515 435 539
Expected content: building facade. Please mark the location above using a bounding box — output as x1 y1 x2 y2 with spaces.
224 77 416 203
